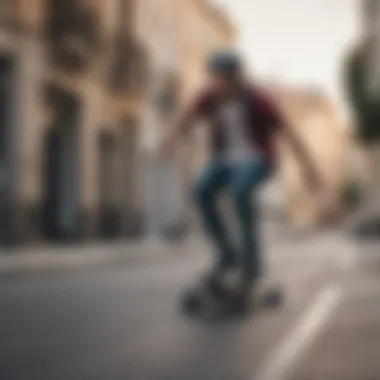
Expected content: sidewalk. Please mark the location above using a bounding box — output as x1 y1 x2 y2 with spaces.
0 238 192 278
0 223 354 280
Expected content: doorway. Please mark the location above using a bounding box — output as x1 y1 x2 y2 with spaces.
0 55 15 245
42 87 81 241
98 131 120 238
121 117 142 237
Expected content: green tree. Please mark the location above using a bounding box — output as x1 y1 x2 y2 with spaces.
344 43 380 144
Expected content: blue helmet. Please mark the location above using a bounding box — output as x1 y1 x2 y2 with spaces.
207 50 241 75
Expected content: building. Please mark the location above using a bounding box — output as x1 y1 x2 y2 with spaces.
201 0 236 56
270 85 348 227
135 0 186 239
0 0 149 245
0 0 237 246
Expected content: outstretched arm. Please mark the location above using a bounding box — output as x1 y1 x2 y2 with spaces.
257 90 322 191
162 91 208 154
163 107 198 151
281 125 322 191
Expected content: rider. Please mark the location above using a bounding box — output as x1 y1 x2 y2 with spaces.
163 50 326 297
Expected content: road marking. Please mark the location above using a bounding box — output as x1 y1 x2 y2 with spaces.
346 278 380 297
254 283 343 380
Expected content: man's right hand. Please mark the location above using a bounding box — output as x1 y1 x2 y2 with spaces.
159 135 176 157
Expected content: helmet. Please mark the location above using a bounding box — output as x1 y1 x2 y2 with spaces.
207 50 241 75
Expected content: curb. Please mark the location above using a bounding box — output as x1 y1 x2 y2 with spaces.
0 240 189 281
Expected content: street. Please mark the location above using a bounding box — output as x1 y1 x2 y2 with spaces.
0 0 379 378
1 230 377 380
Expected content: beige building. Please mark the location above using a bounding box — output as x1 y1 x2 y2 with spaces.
201 1 236 56
271 85 348 226
0 0 148 244
0 0 237 245
134 0 186 238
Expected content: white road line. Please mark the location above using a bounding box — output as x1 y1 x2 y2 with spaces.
346 279 380 297
254 283 343 380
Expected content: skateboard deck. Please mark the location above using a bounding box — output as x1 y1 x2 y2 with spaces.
180 281 284 321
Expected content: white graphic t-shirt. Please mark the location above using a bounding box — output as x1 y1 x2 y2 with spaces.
218 100 257 163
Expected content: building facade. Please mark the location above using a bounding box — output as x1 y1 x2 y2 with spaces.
0 0 237 246
0 0 236 246
135 0 186 239
271 86 348 227
0 0 149 245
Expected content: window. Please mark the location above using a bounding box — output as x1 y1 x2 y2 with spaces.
46 0 101 70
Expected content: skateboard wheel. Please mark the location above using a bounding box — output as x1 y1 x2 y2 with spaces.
262 287 283 308
181 291 202 314
226 293 248 315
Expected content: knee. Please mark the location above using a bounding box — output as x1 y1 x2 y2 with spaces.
193 180 212 206
230 185 249 205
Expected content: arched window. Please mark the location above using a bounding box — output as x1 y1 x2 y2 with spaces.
0 0 19 28
45 0 101 71
109 38 149 96
155 73 181 120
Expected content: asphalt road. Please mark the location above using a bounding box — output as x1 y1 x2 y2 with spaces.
0 232 380 380
288 242 380 380
0 233 372 380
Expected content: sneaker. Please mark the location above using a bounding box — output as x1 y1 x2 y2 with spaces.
202 267 231 299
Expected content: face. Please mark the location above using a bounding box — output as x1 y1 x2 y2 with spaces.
209 72 240 95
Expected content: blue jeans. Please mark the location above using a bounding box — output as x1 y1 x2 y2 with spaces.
194 156 271 282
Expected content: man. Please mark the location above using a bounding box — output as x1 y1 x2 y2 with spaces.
163 51 325 297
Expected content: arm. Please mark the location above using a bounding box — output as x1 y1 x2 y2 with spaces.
165 105 198 146
162 91 209 152
258 90 322 190
281 125 322 191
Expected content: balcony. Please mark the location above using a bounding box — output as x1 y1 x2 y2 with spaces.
0 0 20 30
46 0 101 72
108 35 149 97
155 74 181 119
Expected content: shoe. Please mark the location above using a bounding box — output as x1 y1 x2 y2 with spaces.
225 279 253 314
202 267 230 299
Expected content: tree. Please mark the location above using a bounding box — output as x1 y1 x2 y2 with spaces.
343 43 380 144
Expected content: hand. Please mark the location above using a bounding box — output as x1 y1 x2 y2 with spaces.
305 170 323 194
159 135 176 158
305 173 334 219
315 186 336 222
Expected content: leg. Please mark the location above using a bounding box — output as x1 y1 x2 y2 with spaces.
229 157 271 283
193 160 235 269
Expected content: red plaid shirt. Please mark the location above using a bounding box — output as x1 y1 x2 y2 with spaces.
187 85 285 166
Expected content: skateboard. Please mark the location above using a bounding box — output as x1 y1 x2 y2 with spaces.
180 279 284 320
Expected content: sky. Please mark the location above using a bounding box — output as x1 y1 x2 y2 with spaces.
214 0 361 120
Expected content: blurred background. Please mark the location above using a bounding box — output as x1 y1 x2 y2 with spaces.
0 1 379 379
0 0 378 246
